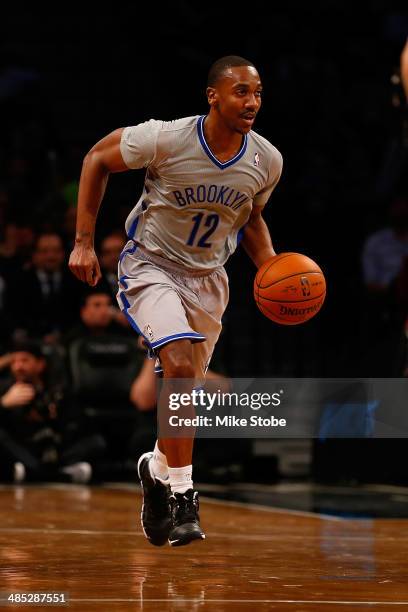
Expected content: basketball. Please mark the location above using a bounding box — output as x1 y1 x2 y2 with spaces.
254 252 326 325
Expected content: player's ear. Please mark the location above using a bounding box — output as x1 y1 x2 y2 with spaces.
206 86 218 107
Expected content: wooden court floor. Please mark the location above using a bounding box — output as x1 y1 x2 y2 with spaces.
0 484 407 611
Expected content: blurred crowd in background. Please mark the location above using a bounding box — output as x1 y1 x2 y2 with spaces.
0 5 407 485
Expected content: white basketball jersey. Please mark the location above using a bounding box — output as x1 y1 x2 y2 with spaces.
120 115 282 270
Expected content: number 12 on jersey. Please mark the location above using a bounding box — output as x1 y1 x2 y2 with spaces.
186 212 219 248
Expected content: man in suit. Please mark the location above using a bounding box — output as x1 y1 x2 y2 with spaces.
98 232 130 330
11 232 82 342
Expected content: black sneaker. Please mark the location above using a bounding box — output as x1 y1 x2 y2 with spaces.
137 452 171 546
168 489 206 547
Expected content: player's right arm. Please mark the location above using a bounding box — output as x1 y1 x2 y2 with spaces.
69 128 128 286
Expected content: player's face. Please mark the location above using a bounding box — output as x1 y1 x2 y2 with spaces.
208 66 262 134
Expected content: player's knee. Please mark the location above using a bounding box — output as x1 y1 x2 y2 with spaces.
161 353 195 379
164 359 195 379
159 340 195 379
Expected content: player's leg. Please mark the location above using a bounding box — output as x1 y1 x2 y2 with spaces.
119 258 203 546
156 339 205 546
137 449 171 546
146 340 195 486
118 250 225 546
138 338 203 547
157 339 195 467
153 267 228 546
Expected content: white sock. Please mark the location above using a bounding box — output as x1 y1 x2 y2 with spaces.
168 465 193 494
149 442 169 483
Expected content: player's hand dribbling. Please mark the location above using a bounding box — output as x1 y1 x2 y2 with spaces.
69 244 102 286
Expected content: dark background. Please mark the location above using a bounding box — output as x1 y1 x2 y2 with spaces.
1 3 407 378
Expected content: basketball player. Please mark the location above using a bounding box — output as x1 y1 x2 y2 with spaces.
69 56 282 546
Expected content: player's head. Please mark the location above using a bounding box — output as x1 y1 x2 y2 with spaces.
206 55 262 134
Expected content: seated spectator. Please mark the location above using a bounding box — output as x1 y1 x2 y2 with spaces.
0 219 36 346
129 352 157 413
127 356 157 457
362 197 408 293
8 232 82 343
0 340 105 483
0 218 36 277
0 273 12 357
361 196 408 375
97 231 130 329
98 232 125 298
64 291 144 478
63 289 131 346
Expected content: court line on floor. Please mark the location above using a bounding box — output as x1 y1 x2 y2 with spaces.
3 482 408 494
101 483 346 521
113 481 408 521
0 527 399 541
62 598 408 605
201 494 345 521
0 482 400 522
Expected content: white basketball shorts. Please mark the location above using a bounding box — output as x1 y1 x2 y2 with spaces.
116 242 229 379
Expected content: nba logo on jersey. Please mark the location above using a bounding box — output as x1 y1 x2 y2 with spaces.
254 152 260 166
144 324 154 341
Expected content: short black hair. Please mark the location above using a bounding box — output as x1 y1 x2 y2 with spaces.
207 55 256 87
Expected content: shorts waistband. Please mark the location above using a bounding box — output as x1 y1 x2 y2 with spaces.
133 243 222 278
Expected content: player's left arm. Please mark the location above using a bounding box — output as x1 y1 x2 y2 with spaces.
241 204 276 269
242 149 282 268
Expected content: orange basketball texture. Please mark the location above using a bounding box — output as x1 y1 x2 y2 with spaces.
254 253 326 325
